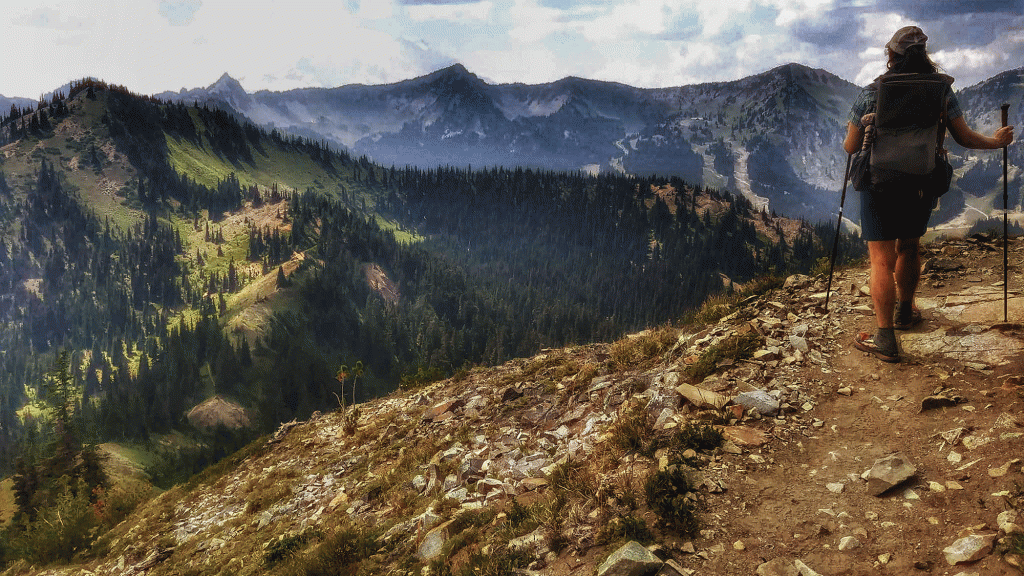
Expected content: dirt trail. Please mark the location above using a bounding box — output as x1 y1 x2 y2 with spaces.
694 236 1024 575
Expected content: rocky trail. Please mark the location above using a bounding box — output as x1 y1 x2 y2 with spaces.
692 233 1024 576
8 235 1024 576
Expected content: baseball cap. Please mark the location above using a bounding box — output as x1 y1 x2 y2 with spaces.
887 26 928 55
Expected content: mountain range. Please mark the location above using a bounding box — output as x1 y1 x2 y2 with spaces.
155 62 1024 228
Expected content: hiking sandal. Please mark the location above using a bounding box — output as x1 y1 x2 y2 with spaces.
854 332 900 363
894 308 923 330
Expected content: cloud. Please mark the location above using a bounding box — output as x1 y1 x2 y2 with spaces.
893 0 1024 18
406 1 492 21
159 0 203 26
400 0 486 3
13 5 95 31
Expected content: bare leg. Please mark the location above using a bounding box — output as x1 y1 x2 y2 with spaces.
893 237 921 309
868 240 898 329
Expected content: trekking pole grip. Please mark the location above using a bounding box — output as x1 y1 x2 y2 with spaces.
1003 103 1010 129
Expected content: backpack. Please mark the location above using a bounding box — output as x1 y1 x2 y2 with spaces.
851 72 954 193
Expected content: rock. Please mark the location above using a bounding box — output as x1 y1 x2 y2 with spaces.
676 384 728 410
998 510 1022 534
657 558 690 576
962 435 993 451
422 399 458 421
924 257 964 272
793 559 823 576
508 527 548 556
411 475 427 492
520 477 549 491
826 483 844 494
720 426 768 447
838 536 861 551
597 541 664 576
920 395 965 411
864 453 917 496
733 390 780 417
988 458 1021 477
784 275 813 289
458 458 486 483
943 533 996 565
940 427 967 445
654 408 676 430
756 557 798 576
789 335 809 353
416 519 455 560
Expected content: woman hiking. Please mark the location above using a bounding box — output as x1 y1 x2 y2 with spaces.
843 25 1014 363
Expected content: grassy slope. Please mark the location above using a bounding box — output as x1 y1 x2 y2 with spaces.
0 95 144 236
0 478 12 526
0 92 391 483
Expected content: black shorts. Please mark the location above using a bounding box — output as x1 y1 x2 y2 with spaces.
859 185 935 241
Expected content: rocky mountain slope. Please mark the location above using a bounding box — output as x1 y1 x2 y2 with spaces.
7 234 1023 576
158 63 1024 229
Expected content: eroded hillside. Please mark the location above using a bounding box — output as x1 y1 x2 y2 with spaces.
5 234 1022 576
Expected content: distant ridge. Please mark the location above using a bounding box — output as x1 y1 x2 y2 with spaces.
25 60 1021 228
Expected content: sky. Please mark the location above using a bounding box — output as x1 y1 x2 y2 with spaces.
1 0 1023 100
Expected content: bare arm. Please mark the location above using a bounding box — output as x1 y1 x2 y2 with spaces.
843 122 862 155
948 116 1014 149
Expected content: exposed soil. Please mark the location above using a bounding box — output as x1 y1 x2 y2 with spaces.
677 236 1024 575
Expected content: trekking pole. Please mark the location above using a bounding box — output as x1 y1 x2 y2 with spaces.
1002 103 1010 323
825 153 853 313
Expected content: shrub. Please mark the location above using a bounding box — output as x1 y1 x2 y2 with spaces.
598 513 654 545
688 296 735 327
737 274 783 298
456 548 533 576
9 476 99 565
682 332 764 383
607 403 661 458
644 463 701 537
399 365 447 390
264 528 323 567
672 420 724 453
278 525 379 576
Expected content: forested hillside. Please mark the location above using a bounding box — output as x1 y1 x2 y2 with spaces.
0 80 860 497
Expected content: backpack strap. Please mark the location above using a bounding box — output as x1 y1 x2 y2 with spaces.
937 92 949 159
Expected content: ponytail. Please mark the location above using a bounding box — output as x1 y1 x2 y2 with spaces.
887 44 940 74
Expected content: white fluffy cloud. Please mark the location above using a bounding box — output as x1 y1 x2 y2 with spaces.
0 0 1020 98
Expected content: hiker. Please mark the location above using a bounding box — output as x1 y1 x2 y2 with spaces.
843 26 1014 362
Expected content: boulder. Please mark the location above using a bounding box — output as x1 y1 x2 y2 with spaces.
676 384 728 410
864 453 916 496
733 390 780 417
942 533 997 565
597 541 663 576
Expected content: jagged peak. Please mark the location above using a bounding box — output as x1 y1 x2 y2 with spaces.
209 72 246 95
423 63 485 88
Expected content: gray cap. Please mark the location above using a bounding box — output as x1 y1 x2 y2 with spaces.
887 26 927 55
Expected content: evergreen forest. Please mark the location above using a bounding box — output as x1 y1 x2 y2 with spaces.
0 79 861 514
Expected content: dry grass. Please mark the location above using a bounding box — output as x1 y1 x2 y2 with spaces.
609 326 680 371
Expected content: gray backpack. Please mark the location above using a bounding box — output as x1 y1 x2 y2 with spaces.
852 72 953 192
